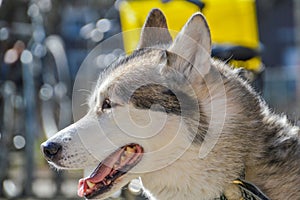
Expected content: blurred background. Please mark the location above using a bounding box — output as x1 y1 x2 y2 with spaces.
0 0 299 199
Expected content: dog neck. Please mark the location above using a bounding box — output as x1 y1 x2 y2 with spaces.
140 146 243 200
244 113 300 200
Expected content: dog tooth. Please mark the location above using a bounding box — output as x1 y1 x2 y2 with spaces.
106 180 112 185
126 146 135 153
86 189 91 194
86 181 95 189
121 155 126 162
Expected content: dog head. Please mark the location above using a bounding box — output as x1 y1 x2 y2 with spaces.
41 9 216 199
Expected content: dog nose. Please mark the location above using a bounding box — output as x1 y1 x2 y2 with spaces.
41 142 62 161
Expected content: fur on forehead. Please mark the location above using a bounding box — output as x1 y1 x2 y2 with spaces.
91 9 213 106
89 48 167 105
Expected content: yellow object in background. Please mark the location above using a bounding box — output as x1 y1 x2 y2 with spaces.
203 0 259 48
202 0 261 71
119 0 262 72
119 0 200 52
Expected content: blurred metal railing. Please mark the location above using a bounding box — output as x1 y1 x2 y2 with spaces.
0 0 74 198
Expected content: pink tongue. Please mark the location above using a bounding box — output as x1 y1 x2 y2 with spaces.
77 148 125 197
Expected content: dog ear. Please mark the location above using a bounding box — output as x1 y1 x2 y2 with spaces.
164 13 212 78
137 9 172 49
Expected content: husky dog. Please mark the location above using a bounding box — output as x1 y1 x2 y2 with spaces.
41 9 300 200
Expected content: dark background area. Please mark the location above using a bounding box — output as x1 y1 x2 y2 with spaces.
256 0 297 67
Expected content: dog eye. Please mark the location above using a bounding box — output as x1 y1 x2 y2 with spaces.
102 98 112 111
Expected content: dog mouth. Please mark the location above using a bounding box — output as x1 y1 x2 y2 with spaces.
77 144 144 199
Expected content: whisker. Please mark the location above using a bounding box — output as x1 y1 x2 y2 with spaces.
78 88 91 94
80 102 89 107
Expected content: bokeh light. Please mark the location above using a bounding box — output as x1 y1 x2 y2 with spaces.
0 27 9 41
96 18 111 33
13 135 26 150
20 50 33 64
39 84 54 101
4 49 18 64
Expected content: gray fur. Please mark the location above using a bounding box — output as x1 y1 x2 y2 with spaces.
104 10 300 199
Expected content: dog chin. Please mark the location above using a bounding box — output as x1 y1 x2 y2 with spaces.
77 144 144 199
86 178 129 200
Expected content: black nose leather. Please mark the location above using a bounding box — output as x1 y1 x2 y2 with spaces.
42 142 62 160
